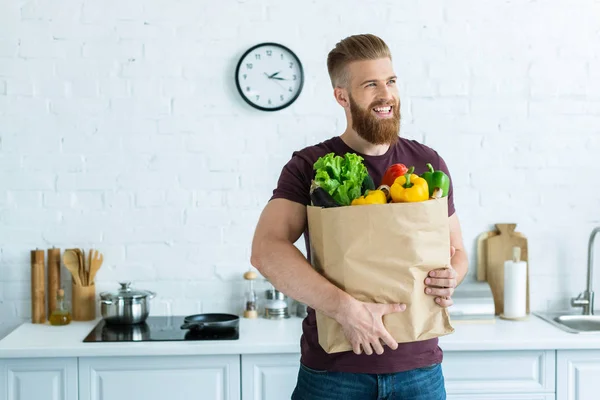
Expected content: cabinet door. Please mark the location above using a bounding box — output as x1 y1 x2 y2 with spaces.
241 354 300 400
557 349 600 400
79 355 240 400
443 350 555 395
0 358 78 400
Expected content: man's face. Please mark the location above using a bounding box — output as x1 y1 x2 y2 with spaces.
344 58 400 145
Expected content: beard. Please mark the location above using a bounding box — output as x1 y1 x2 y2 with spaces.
349 93 400 146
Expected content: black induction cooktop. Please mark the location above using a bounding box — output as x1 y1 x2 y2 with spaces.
83 316 239 343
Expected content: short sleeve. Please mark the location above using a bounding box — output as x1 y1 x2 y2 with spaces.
269 154 313 206
436 153 456 217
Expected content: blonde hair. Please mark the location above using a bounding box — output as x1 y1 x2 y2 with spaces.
327 34 392 88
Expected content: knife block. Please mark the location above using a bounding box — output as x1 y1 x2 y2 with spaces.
72 283 96 321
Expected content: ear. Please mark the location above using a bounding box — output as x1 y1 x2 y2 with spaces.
334 87 350 108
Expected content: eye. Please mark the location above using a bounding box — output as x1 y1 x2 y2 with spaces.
388 79 396 85
366 83 376 88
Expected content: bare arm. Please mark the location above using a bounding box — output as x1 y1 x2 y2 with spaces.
250 198 351 320
250 198 406 355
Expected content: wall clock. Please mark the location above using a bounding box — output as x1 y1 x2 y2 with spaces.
235 42 304 111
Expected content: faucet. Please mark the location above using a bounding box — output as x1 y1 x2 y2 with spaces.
571 227 600 315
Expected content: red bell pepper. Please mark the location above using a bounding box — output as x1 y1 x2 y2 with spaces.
381 163 409 187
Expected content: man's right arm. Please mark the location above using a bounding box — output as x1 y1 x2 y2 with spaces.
250 198 350 320
250 198 406 356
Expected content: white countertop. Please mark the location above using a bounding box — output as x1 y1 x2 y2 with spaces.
1 314 599 358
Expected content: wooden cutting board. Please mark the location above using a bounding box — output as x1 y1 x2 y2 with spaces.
484 223 530 316
476 230 497 281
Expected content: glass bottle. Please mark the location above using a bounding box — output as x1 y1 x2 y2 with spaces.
243 270 258 318
49 288 72 326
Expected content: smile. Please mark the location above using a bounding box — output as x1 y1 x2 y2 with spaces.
372 105 393 118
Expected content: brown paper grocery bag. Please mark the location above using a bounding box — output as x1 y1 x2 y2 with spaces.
307 197 455 354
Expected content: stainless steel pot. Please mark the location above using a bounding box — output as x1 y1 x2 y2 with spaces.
99 282 156 325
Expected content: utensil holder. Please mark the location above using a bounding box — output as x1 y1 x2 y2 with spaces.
72 283 96 321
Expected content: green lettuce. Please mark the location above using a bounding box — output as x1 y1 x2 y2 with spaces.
313 152 369 206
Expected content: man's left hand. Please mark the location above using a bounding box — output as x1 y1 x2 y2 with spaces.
424 246 457 308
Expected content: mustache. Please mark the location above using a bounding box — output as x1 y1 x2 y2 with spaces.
369 100 398 109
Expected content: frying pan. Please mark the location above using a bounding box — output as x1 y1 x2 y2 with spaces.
180 313 239 332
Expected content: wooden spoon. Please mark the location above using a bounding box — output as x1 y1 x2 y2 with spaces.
75 249 85 286
87 250 92 286
89 249 103 285
63 249 83 286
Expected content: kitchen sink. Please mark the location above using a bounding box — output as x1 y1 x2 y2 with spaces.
534 227 600 334
534 311 600 334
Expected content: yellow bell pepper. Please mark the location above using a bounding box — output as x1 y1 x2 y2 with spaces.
390 166 429 203
351 189 387 205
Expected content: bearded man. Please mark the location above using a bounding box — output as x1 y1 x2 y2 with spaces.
250 34 468 400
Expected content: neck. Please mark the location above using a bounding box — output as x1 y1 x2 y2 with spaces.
340 128 391 156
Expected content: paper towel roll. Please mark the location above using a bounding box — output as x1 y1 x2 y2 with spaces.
503 259 527 318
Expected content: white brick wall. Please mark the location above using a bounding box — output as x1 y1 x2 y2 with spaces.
1 0 600 338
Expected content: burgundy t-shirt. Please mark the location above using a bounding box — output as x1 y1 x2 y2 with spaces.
270 135 456 374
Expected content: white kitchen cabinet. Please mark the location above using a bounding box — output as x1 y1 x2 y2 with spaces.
557 349 600 400
78 355 240 400
241 354 300 400
0 357 78 400
443 350 555 395
241 351 557 399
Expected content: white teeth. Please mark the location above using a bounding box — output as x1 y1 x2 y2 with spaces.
374 106 392 113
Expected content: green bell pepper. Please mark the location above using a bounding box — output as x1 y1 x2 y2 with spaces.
421 163 450 198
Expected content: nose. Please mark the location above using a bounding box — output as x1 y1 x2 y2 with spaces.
376 84 394 103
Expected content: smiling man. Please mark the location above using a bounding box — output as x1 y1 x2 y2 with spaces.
251 34 468 400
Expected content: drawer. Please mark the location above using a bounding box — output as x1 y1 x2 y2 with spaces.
442 350 555 394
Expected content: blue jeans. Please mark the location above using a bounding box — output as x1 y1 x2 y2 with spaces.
291 362 446 400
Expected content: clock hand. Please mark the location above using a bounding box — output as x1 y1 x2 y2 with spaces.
264 72 282 79
271 79 286 91
271 77 290 81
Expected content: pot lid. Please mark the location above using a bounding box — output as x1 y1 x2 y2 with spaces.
100 282 156 301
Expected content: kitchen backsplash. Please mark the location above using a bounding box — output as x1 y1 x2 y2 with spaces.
1 0 600 337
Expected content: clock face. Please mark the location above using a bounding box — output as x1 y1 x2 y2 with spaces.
235 43 304 111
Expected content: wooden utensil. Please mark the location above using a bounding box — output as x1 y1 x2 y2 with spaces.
76 249 86 286
63 249 83 286
87 250 92 286
485 223 530 315
88 249 103 285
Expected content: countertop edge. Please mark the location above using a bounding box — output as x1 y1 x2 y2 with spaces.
2 316 600 358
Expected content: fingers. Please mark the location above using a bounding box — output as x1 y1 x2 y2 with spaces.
352 341 362 355
371 339 385 355
425 286 454 297
429 267 457 279
435 296 454 307
426 277 456 288
380 331 398 351
381 303 406 315
361 342 373 356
